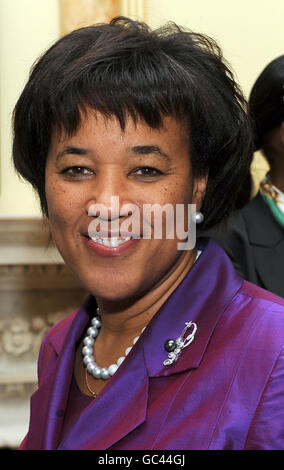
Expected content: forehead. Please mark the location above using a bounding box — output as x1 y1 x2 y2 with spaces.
49 110 190 154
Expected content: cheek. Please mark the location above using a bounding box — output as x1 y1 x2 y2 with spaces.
164 181 194 236
45 179 80 228
142 185 192 240
160 179 193 208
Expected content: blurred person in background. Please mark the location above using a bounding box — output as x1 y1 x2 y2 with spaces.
210 55 284 298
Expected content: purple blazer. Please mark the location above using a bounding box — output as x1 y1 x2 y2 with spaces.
20 239 284 450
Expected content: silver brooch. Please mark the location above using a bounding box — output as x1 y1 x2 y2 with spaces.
163 321 197 366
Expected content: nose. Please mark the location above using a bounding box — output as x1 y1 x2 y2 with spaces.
86 171 134 221
88 196 122 221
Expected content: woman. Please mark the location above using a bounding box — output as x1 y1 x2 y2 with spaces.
13 17 284 450
210 55 284 298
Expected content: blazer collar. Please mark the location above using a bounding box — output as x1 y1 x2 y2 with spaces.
244 193 284 247
141 238 243 377
38 296 148 450
48 296 96 357
23 302 92 450
240 193 284 296
59 341 149 450
42 300 92 449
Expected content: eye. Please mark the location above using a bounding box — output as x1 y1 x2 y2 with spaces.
60 166 94 179
131 166 164 179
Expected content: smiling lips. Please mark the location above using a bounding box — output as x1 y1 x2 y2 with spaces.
85 234 140 257
91 236 132 247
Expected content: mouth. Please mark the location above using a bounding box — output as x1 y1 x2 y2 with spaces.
83 233 140 257
89 236 133 247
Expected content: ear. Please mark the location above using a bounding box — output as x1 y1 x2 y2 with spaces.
192 172 208 210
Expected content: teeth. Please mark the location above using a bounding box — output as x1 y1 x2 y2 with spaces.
91 237 131 247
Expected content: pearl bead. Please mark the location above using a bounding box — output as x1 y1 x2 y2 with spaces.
164 339 176 352
108 364 118 376
87 362 96 374
82 346 93 356
117 356 125 366
92 367 101 379
83 355 94 365
133 336 140 344
83 313 145 382
91 317 101 328
87 326 98 337
83 337 94 347
194 211 204 224
101 368 110 380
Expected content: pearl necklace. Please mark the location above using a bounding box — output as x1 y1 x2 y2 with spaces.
82 308 146 381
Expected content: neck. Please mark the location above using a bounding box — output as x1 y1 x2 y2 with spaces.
95 248 197 340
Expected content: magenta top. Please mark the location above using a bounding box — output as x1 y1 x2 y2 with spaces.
61 375 93 439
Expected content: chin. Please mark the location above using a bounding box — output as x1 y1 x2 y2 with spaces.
76 270 146 303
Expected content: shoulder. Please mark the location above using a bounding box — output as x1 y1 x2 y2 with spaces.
240 280 284 306
222 194 264 234
42 294 96 350
36 295 95 379
238 284 284 449
213 193 267 235
229 280 284 345
240 192 264 213
43 293 97 345
36 309 79 384
44 309 78 343
228 193 277 236
40 309 79 356
205 193 280 266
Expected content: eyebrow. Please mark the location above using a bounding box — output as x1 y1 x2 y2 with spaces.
55 144 170 161
55 146 92 161
130 145 170 160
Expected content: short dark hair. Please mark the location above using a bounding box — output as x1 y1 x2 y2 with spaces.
12 16 253 229
248 55 284 154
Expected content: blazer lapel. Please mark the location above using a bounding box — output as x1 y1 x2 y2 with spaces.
58 341 149 450
252 243 284 296
244 193 284 297
143 238 243 377
25 299 92 450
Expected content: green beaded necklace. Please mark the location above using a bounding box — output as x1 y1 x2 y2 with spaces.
261 193 284 230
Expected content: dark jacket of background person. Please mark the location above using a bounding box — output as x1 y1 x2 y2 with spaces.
210 192 284 297
208 55 284 297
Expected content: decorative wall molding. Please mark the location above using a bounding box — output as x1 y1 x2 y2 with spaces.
0 216 63 264
0 217 87 447
59 0 146 36
59 0 121 36
0 307 73 363
0 264 83 291
0 382 37 400
121 0 146 20
0 305 77 401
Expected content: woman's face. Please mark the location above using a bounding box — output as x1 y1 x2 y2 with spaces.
45 110 206 302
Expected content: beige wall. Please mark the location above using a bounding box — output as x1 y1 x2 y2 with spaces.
0 0 60 216
1 0 282 215
146 0 284 99
146 0 280 193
